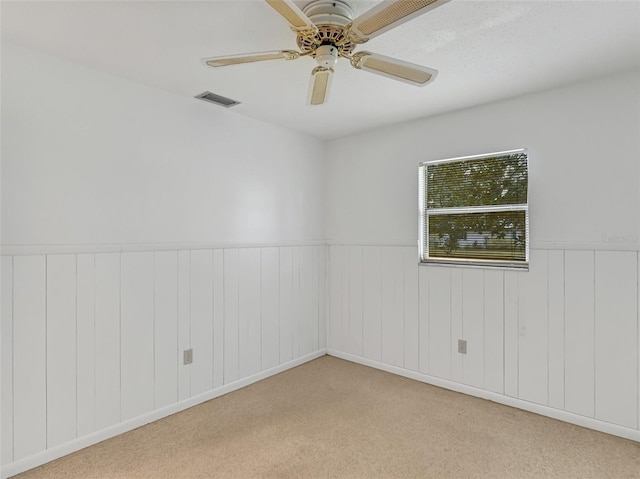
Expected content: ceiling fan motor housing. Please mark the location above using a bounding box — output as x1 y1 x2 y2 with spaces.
297 0 357 56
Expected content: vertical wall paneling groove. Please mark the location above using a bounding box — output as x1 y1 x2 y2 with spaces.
120 252 154 421
403 247 419 372
46 254 77 448
153 251 178 408
428 267 451 379
517 250 549 406
292 247 301 360
212 250 225 389
594 251 638 428
1 257 14 465
13 255 47 460
418 265 429 374
299 247 313 357
348 246 363 357
238 249 261 377
361 247 381 361
76 255 96 437
177 251 191 400
564 250 595 418
223 249 239 384
450 268 463 383
279 247 293 363
261 248 280 371
547 250 565 409
504 270 519 398
462 268 484 389
484 269 504 394
189 250 214 396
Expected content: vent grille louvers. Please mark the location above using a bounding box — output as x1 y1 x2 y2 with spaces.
195 91 241 108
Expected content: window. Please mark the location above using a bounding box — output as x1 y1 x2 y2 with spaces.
418 149 529 269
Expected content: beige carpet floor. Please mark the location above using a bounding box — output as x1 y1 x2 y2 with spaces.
12 356 640 479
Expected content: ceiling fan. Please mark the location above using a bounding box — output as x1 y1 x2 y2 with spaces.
203 0 450 105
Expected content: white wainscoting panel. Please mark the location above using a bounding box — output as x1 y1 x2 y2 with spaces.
428 266 452 380
190 250 214 396
177 251 190 400
380 247 404 368
484 269 504 394
292 247 302 360
503 269 519 398
347 245 363 357
46 255 77 448
362 246 382 362
547 250 565 410
238 248 262 377
223 249 239 385
517 249 549 406
213 250 225 389
2 257 14 465
13 255 47 460
94 253 121 431
318 246 327 350
76 255 96 437
279 247 294 363
594 251 638 429
154 251 179 409
564 250 595 418
1 245 326 476
403 248 419 372
462 268 484 389
261 248 280 371
327 245 640 440
120 252 155 421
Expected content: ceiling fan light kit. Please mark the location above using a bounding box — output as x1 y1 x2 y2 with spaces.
202 0 450 105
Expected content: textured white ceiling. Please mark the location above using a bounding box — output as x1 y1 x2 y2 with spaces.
2 0 639 139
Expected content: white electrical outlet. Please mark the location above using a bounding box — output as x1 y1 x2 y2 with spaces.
458 339 467 354
183 348 193 365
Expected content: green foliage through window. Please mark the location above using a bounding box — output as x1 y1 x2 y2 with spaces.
419 150 529 268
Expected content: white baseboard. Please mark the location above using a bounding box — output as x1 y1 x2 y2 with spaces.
1 349 326 479
327 349 640 443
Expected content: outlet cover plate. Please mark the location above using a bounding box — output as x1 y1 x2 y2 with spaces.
183 348 193 365
458 340 467 354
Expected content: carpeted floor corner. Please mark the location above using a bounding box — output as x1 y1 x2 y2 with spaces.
13 356 640 478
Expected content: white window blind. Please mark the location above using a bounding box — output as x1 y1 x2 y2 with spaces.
419 149 529 269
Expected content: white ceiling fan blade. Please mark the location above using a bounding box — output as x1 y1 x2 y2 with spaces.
308 67 334 105
203 50 300 67
350 0 451 42
350 52 437 86
264 0 317 32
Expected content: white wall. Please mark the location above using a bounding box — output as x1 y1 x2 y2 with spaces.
1 42 327 477
2 42 325 247
2 38 640 478
325 71 640 441
326 71 640 249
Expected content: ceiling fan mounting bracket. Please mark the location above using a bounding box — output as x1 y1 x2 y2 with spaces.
301 0 354 26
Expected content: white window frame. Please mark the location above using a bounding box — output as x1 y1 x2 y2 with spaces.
418 149 529 270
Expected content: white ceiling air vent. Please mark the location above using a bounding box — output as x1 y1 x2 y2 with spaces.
195 91 241 108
